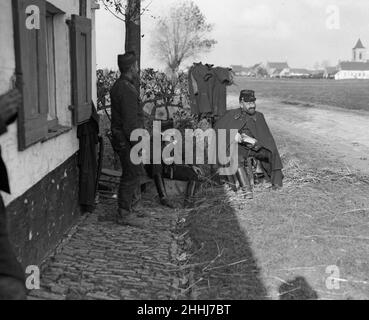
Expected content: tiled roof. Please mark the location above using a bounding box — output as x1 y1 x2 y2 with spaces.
267 62 289 69
231 65 247 72
289 68 312 74
339 61 369 71
272 69 284 75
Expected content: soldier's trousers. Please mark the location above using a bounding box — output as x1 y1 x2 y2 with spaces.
238 146 283 187
145 163 200 182
118 148 145 212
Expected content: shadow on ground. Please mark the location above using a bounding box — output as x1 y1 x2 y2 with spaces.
279 277 318 300
183 185 268 300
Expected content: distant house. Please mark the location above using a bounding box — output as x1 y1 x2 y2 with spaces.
231 65 245 76
311 70 325 79
352 38 366 63
334 39 369 80
335 61 369 80
279 68 290 78
230 65 251 76
266 62 289 77
323 67 338 79
283 68 312 78
230 64 267 77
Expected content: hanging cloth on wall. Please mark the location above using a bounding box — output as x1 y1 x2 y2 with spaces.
77 102 100 213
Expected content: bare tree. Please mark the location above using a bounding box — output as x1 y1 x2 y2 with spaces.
151 1 217 74
313 61 321 70
320 60 331 69
100 0 153 71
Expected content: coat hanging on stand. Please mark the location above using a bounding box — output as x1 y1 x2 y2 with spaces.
188 62 233 122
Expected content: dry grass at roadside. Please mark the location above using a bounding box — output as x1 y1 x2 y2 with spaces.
182 139 369 300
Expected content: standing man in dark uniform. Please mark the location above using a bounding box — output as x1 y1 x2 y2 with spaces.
215 90 283 197
110 52 147 228
0 89 26 299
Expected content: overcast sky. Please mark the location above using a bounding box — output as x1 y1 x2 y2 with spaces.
96 0 369 71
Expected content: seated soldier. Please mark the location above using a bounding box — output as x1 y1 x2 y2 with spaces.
215 90 284 197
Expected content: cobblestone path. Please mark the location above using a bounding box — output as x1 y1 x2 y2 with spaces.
28 195 186 300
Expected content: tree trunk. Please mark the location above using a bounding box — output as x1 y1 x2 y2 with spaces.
125 0 141 72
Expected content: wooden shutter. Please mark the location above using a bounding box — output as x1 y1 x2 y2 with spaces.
12 0 48 150
70 14 92 125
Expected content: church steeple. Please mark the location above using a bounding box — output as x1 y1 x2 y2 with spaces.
352 39 366 62
353 39 365 50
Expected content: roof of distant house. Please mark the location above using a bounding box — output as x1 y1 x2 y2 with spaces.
231 65 248 72
271 69 284 75
311 69 325 74
339 61 369 71
267 62 289 69
289 68 312 74
353 39 365 50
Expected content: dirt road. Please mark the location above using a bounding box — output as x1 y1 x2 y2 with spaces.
228 95 369 175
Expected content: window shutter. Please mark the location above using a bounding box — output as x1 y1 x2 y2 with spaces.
70 14 92 125
12 0 48 150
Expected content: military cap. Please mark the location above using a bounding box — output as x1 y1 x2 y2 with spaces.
118 51 136 69
239 90 256 102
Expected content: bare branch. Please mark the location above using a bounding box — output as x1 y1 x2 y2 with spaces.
150 0 216 73
102 1 126 21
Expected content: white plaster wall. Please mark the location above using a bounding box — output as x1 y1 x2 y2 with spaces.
335 70 369 80
0 0 98 206
0 0 16 94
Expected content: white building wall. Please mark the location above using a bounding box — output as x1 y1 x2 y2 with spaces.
0 0 98 205
335 70 369 80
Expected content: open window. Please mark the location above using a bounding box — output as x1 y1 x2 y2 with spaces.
12 0 49 150
12 0 66 150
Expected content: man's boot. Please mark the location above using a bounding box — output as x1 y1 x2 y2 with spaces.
226 174 238 192
131 186 150 217
236 167 253 200
153 174 177 209
116 208 147 228
184 181 197 208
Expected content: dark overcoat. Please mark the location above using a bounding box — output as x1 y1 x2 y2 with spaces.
0 116 25 282
110 75 146 179
110 75 143 151
214 109 283 177
77 104 100 211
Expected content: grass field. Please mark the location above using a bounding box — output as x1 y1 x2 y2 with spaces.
229 78 369 111
184 126 369 300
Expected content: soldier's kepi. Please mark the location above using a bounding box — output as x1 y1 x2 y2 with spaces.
214 89 284 194
110 51 148 228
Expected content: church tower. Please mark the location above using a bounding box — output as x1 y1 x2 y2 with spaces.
352 39 366 62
